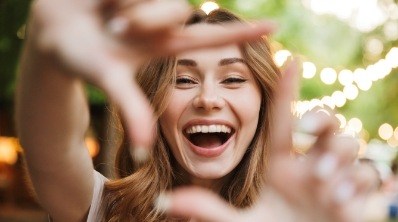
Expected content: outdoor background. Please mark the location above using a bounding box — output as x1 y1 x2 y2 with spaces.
1 0 397 221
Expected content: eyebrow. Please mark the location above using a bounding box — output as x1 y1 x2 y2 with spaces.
177 59 197 66
177 58 246 67
219 58 246 66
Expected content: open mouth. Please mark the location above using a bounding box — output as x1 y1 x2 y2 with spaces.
183 125 235 149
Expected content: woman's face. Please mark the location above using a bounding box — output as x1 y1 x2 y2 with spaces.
159 24 262 184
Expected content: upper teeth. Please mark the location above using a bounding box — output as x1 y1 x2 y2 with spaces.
185 125 232 134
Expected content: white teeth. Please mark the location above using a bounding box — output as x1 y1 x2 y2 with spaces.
185 124 232 134
202 126 209 133
222 125 227 133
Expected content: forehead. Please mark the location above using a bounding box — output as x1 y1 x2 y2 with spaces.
177 24 243 61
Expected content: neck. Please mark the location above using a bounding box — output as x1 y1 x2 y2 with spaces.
189 177 225 192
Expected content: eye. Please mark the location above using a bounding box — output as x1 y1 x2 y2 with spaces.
176 76 197 87
221 77 247 84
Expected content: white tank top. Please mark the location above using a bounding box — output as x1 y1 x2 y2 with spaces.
87 170 108 222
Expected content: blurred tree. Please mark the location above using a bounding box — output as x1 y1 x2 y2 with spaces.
0 0 30 103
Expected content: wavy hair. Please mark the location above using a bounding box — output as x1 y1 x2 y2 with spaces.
100 9 280 221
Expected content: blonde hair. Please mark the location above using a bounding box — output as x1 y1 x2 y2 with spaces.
100 9 280 221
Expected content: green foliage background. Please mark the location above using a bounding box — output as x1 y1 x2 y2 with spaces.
1 0 397 139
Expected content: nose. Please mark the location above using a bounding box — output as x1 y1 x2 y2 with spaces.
193 86 225 112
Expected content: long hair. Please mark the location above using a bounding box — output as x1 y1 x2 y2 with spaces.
100 9 280 221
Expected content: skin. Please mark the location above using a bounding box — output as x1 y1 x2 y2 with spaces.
160 25 261 189
16 0 378 221
162 62 379 222
16 0 275 221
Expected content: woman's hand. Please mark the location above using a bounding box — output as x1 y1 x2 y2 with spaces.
26 0 276 154
155 61 379 222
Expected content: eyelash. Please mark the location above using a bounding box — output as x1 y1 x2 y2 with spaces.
175 76 247 86
221 77 247 84
176 76 197 85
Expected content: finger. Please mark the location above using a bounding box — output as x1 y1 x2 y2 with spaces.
267 60 302 203
101 0 144 9
164 20 277 55
296 109 339 141
156 187 241 222
311 138 359 182
109 0 191 36
320 163 378 207
312 165 379 222
267 158 309 204
270 59 299 156
100 64 156 160
293 108 340 154
352 163 380 194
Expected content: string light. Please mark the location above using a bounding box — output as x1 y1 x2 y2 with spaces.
320 68 337 85
294 47 397 117
302 61 317 79
274 50 292 67
348 117 363 133
291 1 398 151
338 69 354 86
200 1 219 14
387 136 398 148
302 0 390 33
343 84 359 100
379 123 394 140
335 113 347 128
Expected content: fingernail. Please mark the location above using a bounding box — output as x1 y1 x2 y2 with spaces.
154 192 171 213
334 181 355 204
292 131 317 153
315 154 338 180
296 113 319 134
315 108 331 116
131 146 149 164
336 131 358 139
107 17 128 35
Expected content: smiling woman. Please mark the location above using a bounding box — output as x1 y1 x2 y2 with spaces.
162 37 263 179
16 0 378 221
100 10 279 221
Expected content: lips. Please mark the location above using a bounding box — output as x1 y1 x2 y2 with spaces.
183 122 235 157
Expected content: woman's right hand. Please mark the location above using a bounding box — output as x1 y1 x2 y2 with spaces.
26 0 276 153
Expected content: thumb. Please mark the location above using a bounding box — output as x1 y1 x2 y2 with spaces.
270 58 300 157
100 63 156 161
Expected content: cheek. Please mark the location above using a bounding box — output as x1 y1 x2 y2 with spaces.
161 91 181 121
159 91 193 137
229 88 262 125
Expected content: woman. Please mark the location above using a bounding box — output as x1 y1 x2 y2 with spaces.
99 9 278 221
16 0 376 221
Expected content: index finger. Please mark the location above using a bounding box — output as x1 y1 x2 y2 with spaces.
164 20 277 54
270 59 299 157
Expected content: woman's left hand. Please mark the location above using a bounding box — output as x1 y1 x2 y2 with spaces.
156 61 379 222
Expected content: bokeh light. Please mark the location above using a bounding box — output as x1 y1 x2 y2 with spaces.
348 117 363 133
343 84 359 100
302 61 317 79
320 68 337 85
338 69 354 86
379 123 394 140
335 113 347 129
200 1 219 14
274 50 292 67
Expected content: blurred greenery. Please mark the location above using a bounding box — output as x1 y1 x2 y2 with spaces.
1 0 398 139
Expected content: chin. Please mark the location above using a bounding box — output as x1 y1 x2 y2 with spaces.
187 162 235 180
